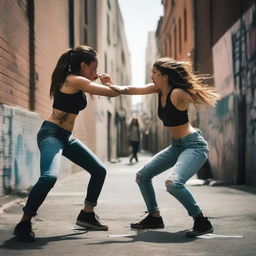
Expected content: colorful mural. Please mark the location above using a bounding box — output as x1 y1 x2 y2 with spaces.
210 4 256 184
231 5 256 184
0 105 41 196
0 105 73 196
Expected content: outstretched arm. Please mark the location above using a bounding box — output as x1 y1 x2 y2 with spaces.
120 83 159 95
99 74 159 95
69 75 120 97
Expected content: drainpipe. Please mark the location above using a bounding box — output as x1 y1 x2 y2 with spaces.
69 0 74 48
27 0 35 111
192 0 197 70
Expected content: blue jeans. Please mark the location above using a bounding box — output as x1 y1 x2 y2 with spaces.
136 130 209 217
23 121 106 216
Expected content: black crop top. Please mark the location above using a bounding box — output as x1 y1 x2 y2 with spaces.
52 90 87 114
158 88 189 127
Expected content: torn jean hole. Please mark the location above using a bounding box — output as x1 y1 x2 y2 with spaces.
136 173 141 183
165 173 176 186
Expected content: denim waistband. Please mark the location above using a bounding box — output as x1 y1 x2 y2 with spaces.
41 121 72 136
171 130 203 144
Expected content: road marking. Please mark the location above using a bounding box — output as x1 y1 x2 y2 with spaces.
197 234 244 239
106 234 134 238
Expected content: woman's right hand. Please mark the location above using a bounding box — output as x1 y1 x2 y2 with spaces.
99 74 129 93
99 73 112 86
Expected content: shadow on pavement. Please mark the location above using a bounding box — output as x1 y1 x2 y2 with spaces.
1 231 88 250
87 230 196 245
229 185 256 194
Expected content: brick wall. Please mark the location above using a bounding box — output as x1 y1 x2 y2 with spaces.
72 0 97 155
73 95 97 155
0 0 81 195
159 0 194 61
0 0 30 109
34 0 70 120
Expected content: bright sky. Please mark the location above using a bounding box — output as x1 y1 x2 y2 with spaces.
118 0 163 86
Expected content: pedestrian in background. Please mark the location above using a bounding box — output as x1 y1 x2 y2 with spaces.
14 45 125 242
128 118 141 163
100 57 220 237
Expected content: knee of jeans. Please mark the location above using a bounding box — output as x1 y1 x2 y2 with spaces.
94 165 107 180
135 173 141 184
165 178 184 194
135 171 151 185
39 175 57 188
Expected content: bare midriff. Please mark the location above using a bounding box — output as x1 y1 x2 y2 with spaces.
47 108 77 131
166 122 197 139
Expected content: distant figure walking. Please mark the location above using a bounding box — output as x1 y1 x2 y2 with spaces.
128 118 140 163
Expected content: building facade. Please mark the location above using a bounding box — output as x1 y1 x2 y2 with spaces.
96 0 132 161
141 31 169 153
158 0 194 61
155 0 256 185
0 0 131 196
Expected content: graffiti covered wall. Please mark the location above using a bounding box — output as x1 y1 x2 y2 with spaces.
231 5 256 184
0 105 12 196
0 104 41 195
0 104 72 196
207 24 238 183
209 4 256 184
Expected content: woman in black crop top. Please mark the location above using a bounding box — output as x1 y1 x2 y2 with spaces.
14 45 125 242
101 57 220 237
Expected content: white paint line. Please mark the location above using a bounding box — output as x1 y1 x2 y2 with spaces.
106 234 134 238
197 234 244 239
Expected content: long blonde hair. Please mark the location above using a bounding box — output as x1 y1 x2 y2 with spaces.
154 57 220 106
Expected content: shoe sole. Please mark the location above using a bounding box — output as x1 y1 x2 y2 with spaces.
130 224 165 230
76 220 108 231
186 228 214 238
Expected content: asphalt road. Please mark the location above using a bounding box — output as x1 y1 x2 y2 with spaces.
0 153 255 256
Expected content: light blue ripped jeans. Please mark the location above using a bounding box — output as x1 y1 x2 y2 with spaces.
136 130 209 217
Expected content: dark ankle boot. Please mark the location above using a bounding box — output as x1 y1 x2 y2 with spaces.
186 217 213 237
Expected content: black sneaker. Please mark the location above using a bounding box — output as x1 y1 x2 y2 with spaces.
186 217 214 237
130 214 164 229
14 221 35 242
76 210 108 231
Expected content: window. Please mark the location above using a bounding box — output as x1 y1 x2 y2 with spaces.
174 26 177 59
84 0 88 24
184 8 187 41
178 17 182 53
108 0 111 9
107 14 111 45
105 52 108 73
83 0 88 44
121 50 125 65
169 35 172 57
84 29 88 44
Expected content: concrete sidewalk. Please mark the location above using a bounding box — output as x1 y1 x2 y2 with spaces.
0 152 256 256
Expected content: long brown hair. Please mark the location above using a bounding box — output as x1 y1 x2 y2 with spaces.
129 118 140 130
154 57 220 106
50 45 97 97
